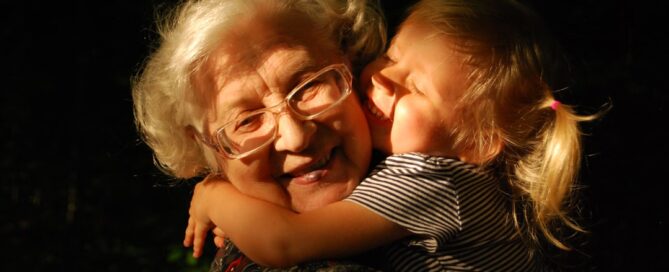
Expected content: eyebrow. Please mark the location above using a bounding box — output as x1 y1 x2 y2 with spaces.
287 60 320 87
212 79 257 126
215 57 322 122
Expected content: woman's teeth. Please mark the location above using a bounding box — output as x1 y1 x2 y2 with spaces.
302 171 323 182
292 151 332 178
294 152 331 182
309 152 331 171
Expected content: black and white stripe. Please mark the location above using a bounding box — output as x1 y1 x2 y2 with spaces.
346 153 539 271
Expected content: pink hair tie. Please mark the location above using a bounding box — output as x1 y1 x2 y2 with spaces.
550 100 561 110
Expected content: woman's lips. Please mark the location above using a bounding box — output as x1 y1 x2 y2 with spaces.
295 169 327 183
282 148 335 185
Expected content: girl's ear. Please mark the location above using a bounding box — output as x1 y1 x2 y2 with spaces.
461 133 504 165
484 136 505 162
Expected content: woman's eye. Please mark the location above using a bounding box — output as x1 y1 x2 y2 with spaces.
296 80 325 101
235 114 263 132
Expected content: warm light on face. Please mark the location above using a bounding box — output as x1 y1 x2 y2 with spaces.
359 19 471 158
198 64 353 159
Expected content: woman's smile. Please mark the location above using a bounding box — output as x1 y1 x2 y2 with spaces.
280 147 335 185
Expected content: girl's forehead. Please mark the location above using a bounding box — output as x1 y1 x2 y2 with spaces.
392 19 437 48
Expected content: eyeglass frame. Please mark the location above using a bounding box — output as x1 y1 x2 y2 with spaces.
197 63 353 159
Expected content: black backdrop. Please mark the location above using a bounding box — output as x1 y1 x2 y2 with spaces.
2 0 667 271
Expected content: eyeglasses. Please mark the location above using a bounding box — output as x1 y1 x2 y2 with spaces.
199 64 353 159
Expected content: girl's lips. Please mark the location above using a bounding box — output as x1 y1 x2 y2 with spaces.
366 99 390 120
363 99 393 127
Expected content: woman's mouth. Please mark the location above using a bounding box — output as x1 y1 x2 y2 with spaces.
284 149 334 184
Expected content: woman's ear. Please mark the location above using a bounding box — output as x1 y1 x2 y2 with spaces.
185 125 198 140
185 124 223 175
186 125 211 146
204 172 229 182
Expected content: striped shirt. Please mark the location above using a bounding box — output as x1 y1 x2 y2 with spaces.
346 153 540 271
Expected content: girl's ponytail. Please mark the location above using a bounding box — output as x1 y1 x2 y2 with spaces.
513 98 596 250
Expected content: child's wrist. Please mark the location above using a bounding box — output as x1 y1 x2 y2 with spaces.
206 183 232 223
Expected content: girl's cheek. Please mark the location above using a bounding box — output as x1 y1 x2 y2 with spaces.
391 98 446 153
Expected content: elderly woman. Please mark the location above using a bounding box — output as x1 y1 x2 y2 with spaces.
132 0 386 270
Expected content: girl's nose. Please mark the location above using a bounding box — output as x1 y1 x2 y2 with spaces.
367 73 397 119
370 72 396 96
273 112 317 153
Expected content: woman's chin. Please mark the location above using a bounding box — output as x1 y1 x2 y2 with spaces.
290 182 356 212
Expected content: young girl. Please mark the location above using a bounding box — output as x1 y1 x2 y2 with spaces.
185 0 601 270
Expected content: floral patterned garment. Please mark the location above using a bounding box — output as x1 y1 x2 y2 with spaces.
210 239 381 272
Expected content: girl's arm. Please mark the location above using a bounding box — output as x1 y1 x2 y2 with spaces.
185 179 410 268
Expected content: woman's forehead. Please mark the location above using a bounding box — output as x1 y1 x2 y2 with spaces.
201 11 340 84
202 43 327 95
196 44 339 126
192 8 343 118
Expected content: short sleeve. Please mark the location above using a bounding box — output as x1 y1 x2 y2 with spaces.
345 153 464 253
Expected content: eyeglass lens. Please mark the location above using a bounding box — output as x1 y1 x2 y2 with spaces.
217 67 348 156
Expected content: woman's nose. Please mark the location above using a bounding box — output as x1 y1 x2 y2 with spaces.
273 112 317 153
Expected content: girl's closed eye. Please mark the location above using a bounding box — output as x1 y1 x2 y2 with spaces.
382 53 397 63
406 77 424 95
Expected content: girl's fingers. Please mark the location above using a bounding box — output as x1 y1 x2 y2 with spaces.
214 236 225 248
183 217 195 247
212 227 225 248
192 224 208 258
212 227 225 237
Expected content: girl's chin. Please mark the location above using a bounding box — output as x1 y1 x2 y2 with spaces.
371 139 392 155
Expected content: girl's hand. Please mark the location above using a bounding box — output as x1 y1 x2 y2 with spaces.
183 176 228 258
183 214 213 258
212 227 226 248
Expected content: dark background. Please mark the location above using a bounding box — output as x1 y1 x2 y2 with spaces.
2 0 667 271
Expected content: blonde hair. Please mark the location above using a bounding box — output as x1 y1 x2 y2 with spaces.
132 0 386 178
408 0 603 250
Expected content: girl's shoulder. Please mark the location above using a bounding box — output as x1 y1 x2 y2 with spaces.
381 152 479 172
